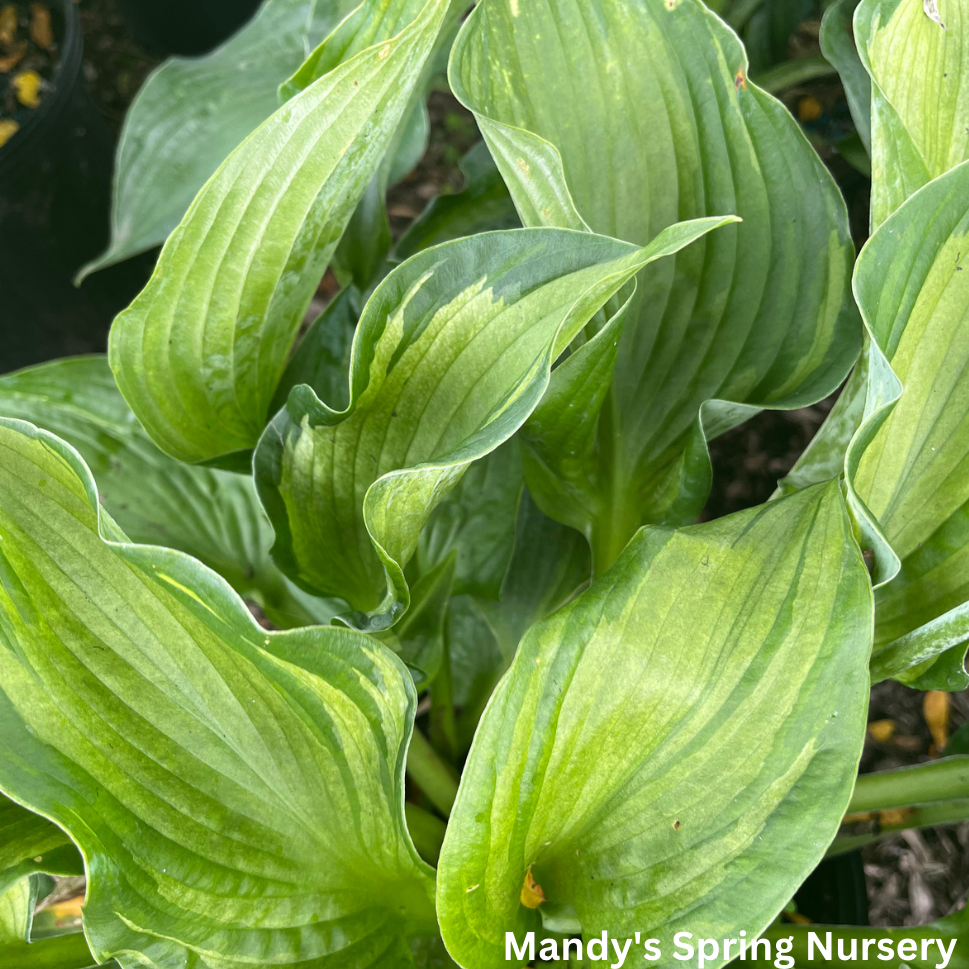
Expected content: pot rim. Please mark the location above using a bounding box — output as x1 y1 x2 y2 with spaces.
0 0 84 173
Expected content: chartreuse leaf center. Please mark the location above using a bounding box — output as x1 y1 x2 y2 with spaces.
437 481 872 969
0 419 438 969
108 0 454 465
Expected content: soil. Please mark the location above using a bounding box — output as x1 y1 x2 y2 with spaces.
33 0 969 934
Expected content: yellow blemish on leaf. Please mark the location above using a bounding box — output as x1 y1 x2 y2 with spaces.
13 69 42 107
516 157 531 177
842 811 872 824
734 68 747 91
510 0 519 16
520 866 546 909
867 719 896 742
0 118 19 147
923 690 950 752
378 43 392 59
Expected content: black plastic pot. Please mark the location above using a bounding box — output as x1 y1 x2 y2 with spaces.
114 0 262 57
0 0 154 373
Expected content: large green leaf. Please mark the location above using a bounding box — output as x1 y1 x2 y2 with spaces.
109 0 454 465
781 0 969 509
0 796 82 898
280 0 459 292
846 160 969 690
450 0 860 571
254 221 733 627
0 419 440 968
437 482 872 969
856 0 965 229
80 0 360 278
0 357 334 630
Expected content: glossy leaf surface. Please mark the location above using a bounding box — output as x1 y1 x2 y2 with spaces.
254 221 733 626
109 0 452 464
0 420 437 968
856 0 966 227
438 483 872 969
847 161 969 689
450 0 860 568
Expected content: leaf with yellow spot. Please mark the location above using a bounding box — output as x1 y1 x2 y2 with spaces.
520 867 545 909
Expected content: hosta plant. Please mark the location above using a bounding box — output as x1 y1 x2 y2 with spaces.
2 0 969 967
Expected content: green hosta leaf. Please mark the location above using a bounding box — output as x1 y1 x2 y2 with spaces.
0 796 82 897
417 441 523 602
80 0 359 278
0 875 98 969
846 160 969 690
0 876 33 947
395 142 520 261
281 0 450 292
0 357 334 630
783 0 969 497
742 0 818 73
475 489 590 662
254 221 733 628
109 0 454 465
0 419 439 968
450 0 860 571
856 0 965 228
437 482 872 969
273 287 362 415
378 552 456 690
280 0 434 100
819 0 872 155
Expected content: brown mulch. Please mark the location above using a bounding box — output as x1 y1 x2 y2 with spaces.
862 684 969 926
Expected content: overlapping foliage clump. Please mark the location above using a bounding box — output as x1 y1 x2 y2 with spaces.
2 1 969 967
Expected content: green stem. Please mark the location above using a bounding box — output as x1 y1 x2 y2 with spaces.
828 798 969 856
754 56 839 95
405 803 447 866
406 727 459 817
848 756 969 813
